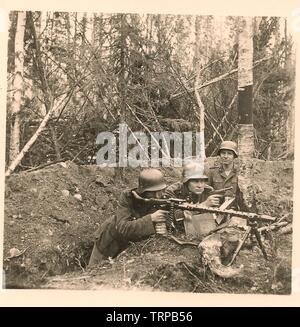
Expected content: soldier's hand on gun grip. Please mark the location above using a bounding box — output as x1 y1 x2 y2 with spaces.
150 210 168 223
151 210 168 235
203 194 222 207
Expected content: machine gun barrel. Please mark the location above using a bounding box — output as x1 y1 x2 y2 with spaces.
173 203 276 222
131 190 276 223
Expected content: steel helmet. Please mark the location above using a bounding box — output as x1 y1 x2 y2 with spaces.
182 161 208 184
137 169 167 194
217 141 238 157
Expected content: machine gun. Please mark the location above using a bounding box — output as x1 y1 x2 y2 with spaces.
132 190 275 230
132 190 276 263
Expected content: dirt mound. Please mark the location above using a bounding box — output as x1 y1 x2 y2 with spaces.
3 162 118 287
3 162 181 288
238 160 293 218
3 159 293 293
43 233 292 294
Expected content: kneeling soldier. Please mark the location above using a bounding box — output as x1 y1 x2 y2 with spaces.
208 140 248 211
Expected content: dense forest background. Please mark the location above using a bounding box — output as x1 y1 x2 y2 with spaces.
5 12 296 172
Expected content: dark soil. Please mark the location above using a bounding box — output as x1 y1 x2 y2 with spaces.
3 159 293 294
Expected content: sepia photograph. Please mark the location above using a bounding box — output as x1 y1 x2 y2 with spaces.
1 1 298 300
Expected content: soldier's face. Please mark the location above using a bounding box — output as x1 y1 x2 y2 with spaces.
220 149 235 165
142 190 163 199
187 179 207 194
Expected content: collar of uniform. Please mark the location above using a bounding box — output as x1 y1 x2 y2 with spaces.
182 183 210 203
131 195 157 215
130 188 148 208
218 162 238 174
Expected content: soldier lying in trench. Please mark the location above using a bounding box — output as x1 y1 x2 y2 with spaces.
89 157 271 278
88 168 169 266
88 165 226 268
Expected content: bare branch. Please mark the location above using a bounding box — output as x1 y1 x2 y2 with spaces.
206 93 237 148
170 56 272 100
6 97 55 177
127 104 169 159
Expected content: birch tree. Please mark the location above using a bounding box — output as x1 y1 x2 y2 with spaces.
6 12 56 177
194 16 205 161
8 11 26 165
237 17 255 158
285 19 295 158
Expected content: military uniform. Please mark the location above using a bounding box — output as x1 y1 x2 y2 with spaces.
208 163 238 197
88 188 157 265
207 163 248 211
164 182 213 226
165 181 212 203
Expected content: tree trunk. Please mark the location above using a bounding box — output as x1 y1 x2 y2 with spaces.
5 11 57 176
194 16 205 161
9 11 26 165
91 13 96 46
50 125 62 160
119 14 127 125
237 17 254 158
39 11 47 35
116 14 127 177
81 13 87 54
286 106 295 160
85 13 93 43
285 18 295 159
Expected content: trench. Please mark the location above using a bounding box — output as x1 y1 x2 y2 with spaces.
3 160 294 293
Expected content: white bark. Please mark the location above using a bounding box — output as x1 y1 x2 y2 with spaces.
91 13 96 46
238 17 253 88
286 96 295 157
238 124 255 158
194 16 206 160
85 12 93 43
9 11 26 164
39 11 47 36
285 19 295 158
6 12 58 176
195 79 206 160
238 17 255 158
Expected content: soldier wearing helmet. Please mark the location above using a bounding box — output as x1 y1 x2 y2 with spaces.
88 168 168 266
165 161 221 205
208 141 238 198
164 161 222 222
208 140 247 210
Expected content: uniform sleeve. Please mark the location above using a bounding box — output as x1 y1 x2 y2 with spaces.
114 192 156 242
